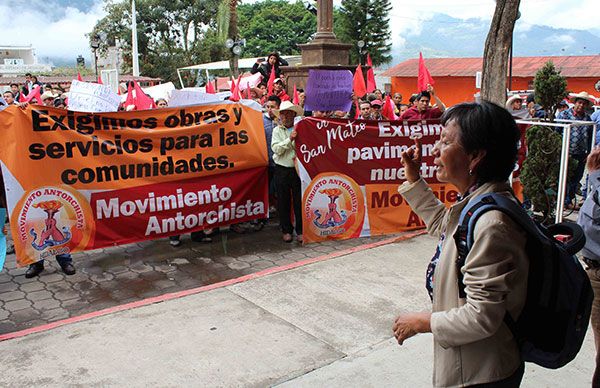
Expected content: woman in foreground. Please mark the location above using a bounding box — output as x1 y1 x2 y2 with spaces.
394 101 529 387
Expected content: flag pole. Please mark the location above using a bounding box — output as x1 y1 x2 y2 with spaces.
131 0 140 76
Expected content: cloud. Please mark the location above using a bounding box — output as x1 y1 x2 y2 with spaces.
544 34 576 46
0 2 106 63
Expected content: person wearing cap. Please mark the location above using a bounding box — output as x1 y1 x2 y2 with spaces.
40 91 57 107
272 78 290 102
400 85 446 120
370 99 386 120
557 91 595 209
505 94 530 119
271 101 303 243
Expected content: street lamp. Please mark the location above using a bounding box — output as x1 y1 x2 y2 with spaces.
225 38 246 77
90 34 101 79
357 40 365 65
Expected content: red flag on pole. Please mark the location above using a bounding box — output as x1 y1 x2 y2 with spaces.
77 72 83 82
97 76 103 84
382 95 398 120
292 84 299 105
206 79 215 94
353 64 367 97
354 99 360 119
23 85 42 104
124 82 134 108
366 54 376 93
229 77 239 102
132 81 156 110
417 52 435 92
267 68 276 96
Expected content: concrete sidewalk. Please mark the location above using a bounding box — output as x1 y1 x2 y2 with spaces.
0 234 595 387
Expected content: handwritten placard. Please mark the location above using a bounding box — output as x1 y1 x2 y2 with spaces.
68 80 121 113
168 89 222 107
304 69 353 112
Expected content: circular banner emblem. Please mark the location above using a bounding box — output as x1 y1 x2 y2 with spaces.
303 173 365 242
11 186 94 265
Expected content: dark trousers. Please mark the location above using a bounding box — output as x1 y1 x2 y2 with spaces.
566 153 587 205
467 362 524 387
275 164 302 235
36 254 72 267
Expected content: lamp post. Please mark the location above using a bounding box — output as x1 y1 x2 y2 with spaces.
90 34 101 79
357 40 365 65
225 38 246 77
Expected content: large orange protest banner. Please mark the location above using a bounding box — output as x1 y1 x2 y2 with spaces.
295 117 457 243
0 104 268 266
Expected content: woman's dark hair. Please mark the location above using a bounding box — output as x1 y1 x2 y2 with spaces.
267 52 280 64
440 101 520 184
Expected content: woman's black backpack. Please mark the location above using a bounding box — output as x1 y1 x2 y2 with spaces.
453 193 592 369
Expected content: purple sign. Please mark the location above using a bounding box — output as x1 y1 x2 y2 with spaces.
304 69 353 112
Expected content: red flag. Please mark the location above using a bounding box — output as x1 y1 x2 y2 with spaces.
267 68 276 96
97 76 103 84
353 64 367 97
229 77 239 102
382 95 398 120
366 54 376 93
206 79 215 94
292 84 299 105
132 81 156 110
23 85 42 104
77 72 83 82
417 52 435 92
354 99 360 119
124 81 134 108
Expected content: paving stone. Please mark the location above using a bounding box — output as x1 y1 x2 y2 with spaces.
60 298 89 310
40 273 66 284
109 289 136 300
153 279 177 289
9 309 39 324
12 275 39 284
62 272 90 283
22 319 47 328
271 258 297 266
227 261 251 270
106 265 129 275
72 280 98 292
251 260 276 270
0 308 10 320
90 273 115 282
114 272 140 281
171 258 190 265
0 321 17 334
40 308 70 321
129 264 154 274
214 256 237 265
237 255 264 263
45 282 73 293
0 281 19 293
282 251 308 260
153 264 177 273
18 281 46 292
2 290 26 301
26 290 54 302
33 299 62 311
54 290 80 302
139 271 167 281
4 299 32 311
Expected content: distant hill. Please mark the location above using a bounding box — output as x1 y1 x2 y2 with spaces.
390 13 600 66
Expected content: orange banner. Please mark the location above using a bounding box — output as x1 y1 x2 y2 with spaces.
0 104 268 266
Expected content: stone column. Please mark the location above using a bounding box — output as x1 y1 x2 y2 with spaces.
314 0 336 41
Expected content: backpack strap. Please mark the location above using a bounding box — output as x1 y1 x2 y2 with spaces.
453 193 540 299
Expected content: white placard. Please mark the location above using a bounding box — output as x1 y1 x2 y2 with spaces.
68 80 121 113
143 82 176 101
234 73 263 91
169 89 224 107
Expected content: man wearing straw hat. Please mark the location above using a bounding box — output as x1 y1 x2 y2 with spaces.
271 101 304 243
557 91 595 209
505 94 530 119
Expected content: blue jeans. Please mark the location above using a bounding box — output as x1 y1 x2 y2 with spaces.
36 253 72 267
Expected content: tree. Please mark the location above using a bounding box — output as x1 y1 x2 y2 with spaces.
481 0 521 105
237 0 316 57
91 0 227 83
338 0 392 66
534 61 568 122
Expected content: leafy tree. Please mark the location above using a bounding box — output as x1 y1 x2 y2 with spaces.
237 0 316 57
91 0 228 83
534 61 568 122
337 0 392 66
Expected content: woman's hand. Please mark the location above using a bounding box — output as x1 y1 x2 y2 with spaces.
290 129 297 141
392 312 431 345
400 137 422 183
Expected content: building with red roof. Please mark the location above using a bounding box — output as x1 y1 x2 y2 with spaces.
380 55 600 106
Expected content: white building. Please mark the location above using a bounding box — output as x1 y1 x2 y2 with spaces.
0 45 52 77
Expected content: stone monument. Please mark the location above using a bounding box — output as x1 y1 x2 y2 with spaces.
282 0 356 93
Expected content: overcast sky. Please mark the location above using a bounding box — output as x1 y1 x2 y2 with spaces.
0 0 597 64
